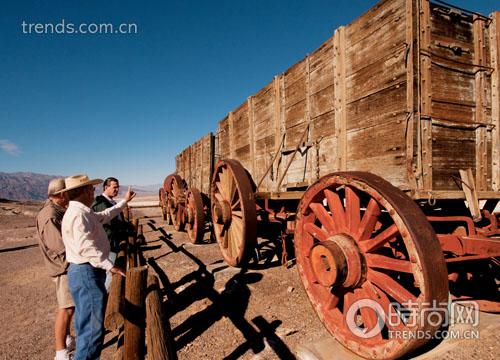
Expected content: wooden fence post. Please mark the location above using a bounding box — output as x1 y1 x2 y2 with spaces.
124 266 147 360
104 241 127 331
127 235 137 269
146 273 176 360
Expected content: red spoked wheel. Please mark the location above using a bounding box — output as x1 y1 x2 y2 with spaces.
166 174 187 231
294 172 448 359
163 174 178 225
186 187 205 243
211 159 257 267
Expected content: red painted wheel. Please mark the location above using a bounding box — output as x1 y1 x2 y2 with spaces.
166 174 187 231
295 172 448 359
162 174 178 225
211 159 257 267
186 188 205 243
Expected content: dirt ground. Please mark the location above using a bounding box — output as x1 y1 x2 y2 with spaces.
0 197 498 360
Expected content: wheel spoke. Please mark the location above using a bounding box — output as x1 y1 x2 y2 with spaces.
215 181 225 199
343 291 356 318
221 225 228 248
303 222 329 242
228 225 236 256
367 270 417 304
324 189 346 232
232 210 243 218
361 281 408 332
309 203 336 234
359 224 399 253
214 192 224 204
345 187 360 233
226 171 235 202
365 254 413 273
231 217 243 238
354 287 382 340
231 197 241 210
355 198 381 241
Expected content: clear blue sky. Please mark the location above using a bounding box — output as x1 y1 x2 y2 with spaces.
1 0 497 185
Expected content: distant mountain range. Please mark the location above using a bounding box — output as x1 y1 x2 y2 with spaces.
0 172 160 201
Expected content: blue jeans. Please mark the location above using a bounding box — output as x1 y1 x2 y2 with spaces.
68 263 107 360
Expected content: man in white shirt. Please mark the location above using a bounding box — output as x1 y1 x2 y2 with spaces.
61 174 135 360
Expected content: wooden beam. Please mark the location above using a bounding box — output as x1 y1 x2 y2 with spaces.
228 111 235 159
276 75 286 187
248 96 256 175
490 12 500 191
305 55 313 184
419 0 433 190
405 0 418 191
333 26 347 172
474 15 488 191
272 75 282 189
409 190 500 200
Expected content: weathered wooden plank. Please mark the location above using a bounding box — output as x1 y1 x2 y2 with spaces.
432 126 476 190
420 0 433 190
474 16 488 191
309 38 335 94
310 84 334 119
346 85 406 131
431 67 475 120
346 1 406 75
334 26 347 171
405 0 417 191
247 97 256 174
490 12 500 191
228 111 235 159
218 116 230 160
346 0 404 47
347 118 407 163
346 46 406 105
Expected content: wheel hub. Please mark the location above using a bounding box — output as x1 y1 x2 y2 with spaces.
310 234 365 288
214 200 232 225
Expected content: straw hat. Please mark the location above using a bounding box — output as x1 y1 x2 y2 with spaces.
63 174 102 192
47 178 66 196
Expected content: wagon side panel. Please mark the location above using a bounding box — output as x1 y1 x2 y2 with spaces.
343 0 410 189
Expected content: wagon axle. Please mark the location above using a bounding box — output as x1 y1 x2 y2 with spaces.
310 235 366 289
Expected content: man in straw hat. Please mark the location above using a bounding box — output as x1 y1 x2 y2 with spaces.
36 178 76 360
61 174 135 360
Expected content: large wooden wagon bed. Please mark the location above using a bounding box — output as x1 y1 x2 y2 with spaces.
160 0 500 358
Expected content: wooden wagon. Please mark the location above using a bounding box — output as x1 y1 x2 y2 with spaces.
160 0 500 358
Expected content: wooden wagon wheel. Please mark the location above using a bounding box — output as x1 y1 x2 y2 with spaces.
211 159 257 267
162 175 177 225
186 187 205 244
165 174 187 231
294 172 448 359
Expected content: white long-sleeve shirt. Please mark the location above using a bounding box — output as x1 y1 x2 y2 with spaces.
62 200 127 271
